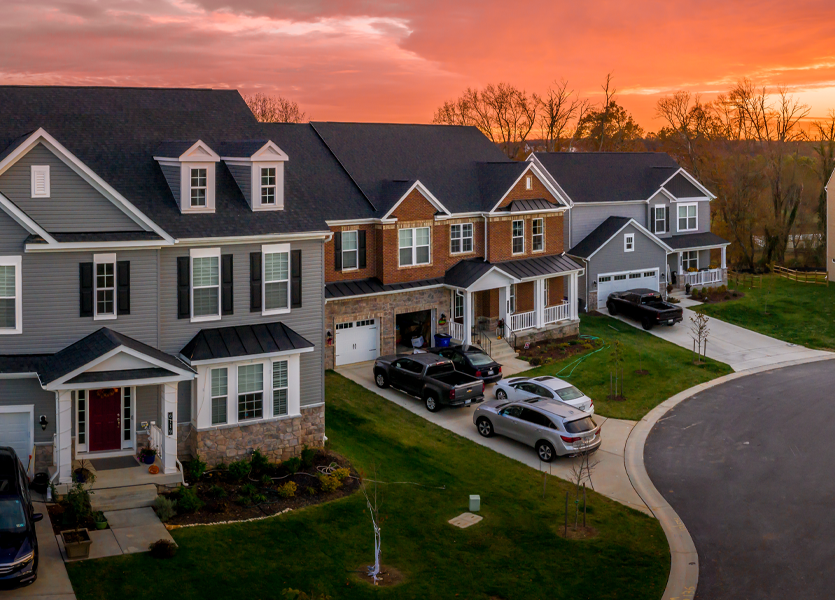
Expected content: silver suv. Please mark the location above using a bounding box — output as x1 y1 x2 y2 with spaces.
473 398 601 461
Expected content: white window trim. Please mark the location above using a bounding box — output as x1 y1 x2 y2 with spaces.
179 162 216 214
525 175 532 190
532 218 545 253
0 255 22 335
624 233 635 253
236 363 265 422
73 387 136 456
259 165 277 206
654 205 666 234
454 290 464 319
30 165 50 198
512 220 525 255
93 253 117 321
450 223 474 255
190 247 221 323
249 161 284 211
272 359 289 417
677 203 698 233
262 242 291 316
210 367 228 426
398 226 431 267
341 230 359 272
683 250 699 271
509 284 517 313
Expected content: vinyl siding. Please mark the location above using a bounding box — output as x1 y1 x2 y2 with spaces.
585 224 667 300
159 239 324 408
136 384 159 431
178 380 191 423
0 377 55 443
0 143 144 233
0 248 159 353
571 203 647 247
0 208 28 254
670 199 711 235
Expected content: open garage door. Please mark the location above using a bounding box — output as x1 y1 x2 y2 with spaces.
598 269 659 309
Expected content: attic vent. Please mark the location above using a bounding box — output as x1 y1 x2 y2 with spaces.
31 165 50 198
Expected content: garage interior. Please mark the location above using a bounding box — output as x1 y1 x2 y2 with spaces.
395 309 434 353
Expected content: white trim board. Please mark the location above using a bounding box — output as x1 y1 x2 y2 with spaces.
488 162 570 213
581 219 673 261
381 180 451 220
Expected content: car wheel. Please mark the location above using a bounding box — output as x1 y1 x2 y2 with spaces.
496 388 508 400
607 302 617 316
425 393 441 412
536 440 556 462
476 417 494 437
641 318 654 331
374 371 389 388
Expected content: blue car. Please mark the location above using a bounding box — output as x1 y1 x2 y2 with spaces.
0 447 42 588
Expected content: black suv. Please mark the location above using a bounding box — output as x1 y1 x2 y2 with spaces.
0 447 42 587
430 345 503 384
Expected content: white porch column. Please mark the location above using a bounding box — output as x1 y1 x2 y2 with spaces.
534 279 544 328
462 290 472 345
161 383 179 475
570 272 579 321
721 246 727 269
57 390 73 484
498 286 508 324
678 252 683 277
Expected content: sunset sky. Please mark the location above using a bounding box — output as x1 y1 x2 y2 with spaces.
3 0 835 130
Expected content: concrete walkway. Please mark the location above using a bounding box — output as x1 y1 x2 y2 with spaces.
56 508 173 562
0 503 76 600
604 304 832 371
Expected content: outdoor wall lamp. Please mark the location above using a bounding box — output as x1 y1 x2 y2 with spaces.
326 330 333 346
438 313 447 325
592 280 597 288
39 415 48 431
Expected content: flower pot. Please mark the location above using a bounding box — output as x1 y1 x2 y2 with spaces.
142 454 156 465
95 520 107 530
61 528 92 559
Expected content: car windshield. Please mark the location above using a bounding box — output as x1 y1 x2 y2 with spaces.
564 416 597 433
0 497 26 533
467 353 494 366
555 386 584 401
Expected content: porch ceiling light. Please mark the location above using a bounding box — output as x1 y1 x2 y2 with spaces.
39 415 48 431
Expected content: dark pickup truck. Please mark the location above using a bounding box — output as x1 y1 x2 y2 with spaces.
606 288 683 330
373 353 485 412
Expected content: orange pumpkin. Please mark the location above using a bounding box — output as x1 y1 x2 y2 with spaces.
148 465 160 475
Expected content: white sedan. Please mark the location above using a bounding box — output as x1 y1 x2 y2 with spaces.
493 376 594 414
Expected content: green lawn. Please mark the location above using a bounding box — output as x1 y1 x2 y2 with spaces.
695 275 835 350
68 372 669 600
522 313 732 421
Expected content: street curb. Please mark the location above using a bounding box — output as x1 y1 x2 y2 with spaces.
623 353 835 600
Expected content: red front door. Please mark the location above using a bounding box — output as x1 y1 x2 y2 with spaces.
89 388 122 452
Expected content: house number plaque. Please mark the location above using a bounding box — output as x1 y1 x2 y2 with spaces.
168 412 173 436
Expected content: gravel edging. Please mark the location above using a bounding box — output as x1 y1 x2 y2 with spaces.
165 507 293 530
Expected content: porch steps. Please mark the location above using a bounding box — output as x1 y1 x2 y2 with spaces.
91 484 158 512
480 331 518 362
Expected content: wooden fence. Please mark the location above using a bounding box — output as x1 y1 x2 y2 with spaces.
772 265 828 285
728 271 763 289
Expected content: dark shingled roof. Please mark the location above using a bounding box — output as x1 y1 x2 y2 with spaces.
501 198 559 212
215 140 269 157
0 354 51 375
664 231 729 250
325 276 445 300
477 162 530 211
153 140 200 158
66 367 175 384
25 231 164 244
534 152 681 203
663 173 706 198
311 122 513 215
443 259 495 289
567 216 633 258
180 321 315 363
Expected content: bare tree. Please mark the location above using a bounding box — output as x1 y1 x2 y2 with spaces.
809 111 835 250
358 476 382 585
689 312 710 362
244 93 307 123
537 80 584 152
655 91 724 180
597 73 617 151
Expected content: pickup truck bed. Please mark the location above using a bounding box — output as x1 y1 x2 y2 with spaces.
606 288 683 330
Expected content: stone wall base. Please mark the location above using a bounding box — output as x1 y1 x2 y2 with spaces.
33 444 53 474
190 405 325 466
514 319 580 345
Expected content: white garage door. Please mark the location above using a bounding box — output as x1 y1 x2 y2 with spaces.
335 319 379 366
0 409 33 474
598 269 659 309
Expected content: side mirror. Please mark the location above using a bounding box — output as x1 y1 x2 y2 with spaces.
32 513 44 523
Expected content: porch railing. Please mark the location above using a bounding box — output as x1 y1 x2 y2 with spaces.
683 268 724 287
148 422 163 466
449 320 465 342
544 302 570 324
509 310 535 332
472 328 492 357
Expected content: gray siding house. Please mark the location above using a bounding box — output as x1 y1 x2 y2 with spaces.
531 152 730 309
0 87 369 489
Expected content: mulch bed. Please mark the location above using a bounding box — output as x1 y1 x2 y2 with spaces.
688 288 745 304
163 449 360 526
46 504 103 536
518 336 603 366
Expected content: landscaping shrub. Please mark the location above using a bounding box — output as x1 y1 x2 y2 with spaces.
278 481 297 498
318 475 341 493
208 485 227 499
227 459 250 481
558 343 570 349
149 539 178 559
301 445 317 469
186 455 207 481
250 449 270 473
529 357 541 366
306 487 316 496
240 483 258 497
283 457 301 474
260 474 273 486
251 493 267 504
153 496 177 522
332 468 350 482
582 343 594 351
215 461 227 471
235 496 251 506
175 486 204 513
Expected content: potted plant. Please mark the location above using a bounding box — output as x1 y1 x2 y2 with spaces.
685 283 691 295
139 447 157 465
93 511 108 530
60 482 94 559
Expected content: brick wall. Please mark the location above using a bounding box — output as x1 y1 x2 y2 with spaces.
494 170 558 210
515 281 535 313
325 224 377 282
547 277 565 306
487 212 564 263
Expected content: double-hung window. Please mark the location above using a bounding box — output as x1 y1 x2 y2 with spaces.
509 284 516 313
678 204 697 232
532 218 544 252
263 245 290 313
123 387 132 442
624 233 634 252
76 390 86 446
237 364 263 421
450 223 473 254
683 251 698 271
512 220 524 254
211 368 228 425
654 206 666 234
0 256 22 334
273 360 289 417
261 167 276 205
190 167 207 207
341 231 358 270
192 249 220 320
454 291 464 319
399 227 430 266
94 254 116 320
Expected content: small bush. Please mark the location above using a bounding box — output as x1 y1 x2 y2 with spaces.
306 487 317 496
208 485 227 499
149 539 177 559
215 462 227 471
153 496 177 522
251 493 267 504
582 343 594 351
283 457 301 475
228 460 250 481
558 343 570 349
318 475 342 493
277 481 297 498
240 483 258 497
175 486 204 513
250 449 270 473
186 456 207 481
332 468 350 481
235 496 251 506
260 474 273 486
732 290 739 297
529 357 541 366
301 446 317 469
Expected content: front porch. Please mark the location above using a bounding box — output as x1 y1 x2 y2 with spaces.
666 233 731 291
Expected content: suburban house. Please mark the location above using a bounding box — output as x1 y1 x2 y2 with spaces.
530 152 730 309
0 86 358 486
310 123 584 369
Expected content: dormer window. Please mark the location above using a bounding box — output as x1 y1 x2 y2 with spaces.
190 168 208 207
153 140 219 214
261 167 276 205
31 165 50 198
219 140 288 212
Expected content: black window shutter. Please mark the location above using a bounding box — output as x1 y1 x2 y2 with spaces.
79 262 93 317
334 232 342 271
358 230 367 269
117 261 130 315
250 252 262 312
650 208 655 233
291 249 302 308
666 207 670 233
177 256 190 319
221 254 234 315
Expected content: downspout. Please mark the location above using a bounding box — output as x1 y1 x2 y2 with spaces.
483 213 489 261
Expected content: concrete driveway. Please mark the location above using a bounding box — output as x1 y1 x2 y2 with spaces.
336 361 650 514
605 301 831 371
